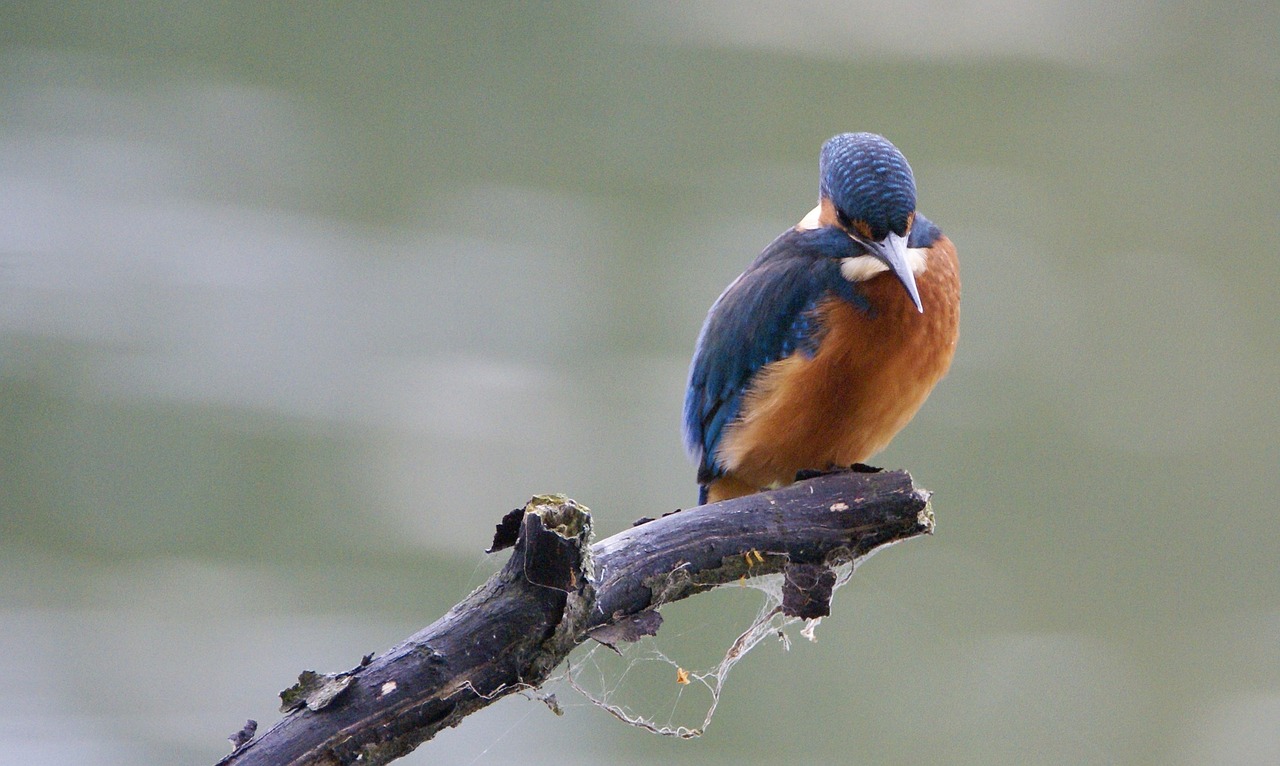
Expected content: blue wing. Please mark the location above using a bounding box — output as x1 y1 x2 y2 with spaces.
683 226 862 485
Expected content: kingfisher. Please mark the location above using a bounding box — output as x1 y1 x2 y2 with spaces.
683 132 960 504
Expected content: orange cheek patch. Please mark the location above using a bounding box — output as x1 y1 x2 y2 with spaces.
817 197 840 227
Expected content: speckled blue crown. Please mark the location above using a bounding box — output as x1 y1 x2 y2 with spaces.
819 133 917 240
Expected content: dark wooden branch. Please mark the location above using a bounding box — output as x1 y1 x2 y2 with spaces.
216 468 933 766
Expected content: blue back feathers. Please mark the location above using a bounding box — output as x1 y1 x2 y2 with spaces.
820 133 916 241
683 226 864 482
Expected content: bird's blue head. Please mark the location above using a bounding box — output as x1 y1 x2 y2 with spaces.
819 132 923 311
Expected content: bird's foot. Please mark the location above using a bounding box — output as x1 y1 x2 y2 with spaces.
794 462 884 482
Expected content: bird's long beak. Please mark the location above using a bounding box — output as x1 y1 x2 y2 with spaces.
865 231 923 313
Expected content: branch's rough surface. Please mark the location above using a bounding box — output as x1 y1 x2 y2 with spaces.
217 469 933 766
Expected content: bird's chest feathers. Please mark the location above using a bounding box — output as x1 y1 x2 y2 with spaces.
715 240 958 487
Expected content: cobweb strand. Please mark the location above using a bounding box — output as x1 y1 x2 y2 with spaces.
563 562 858 737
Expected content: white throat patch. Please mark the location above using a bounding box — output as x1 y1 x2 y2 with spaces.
840 249 929 282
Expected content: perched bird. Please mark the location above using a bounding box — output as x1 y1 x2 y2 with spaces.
683 132 959 504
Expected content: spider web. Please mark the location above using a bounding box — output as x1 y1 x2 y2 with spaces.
560 561 858 738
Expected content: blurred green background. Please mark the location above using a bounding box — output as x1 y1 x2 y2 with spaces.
2 2 1277 764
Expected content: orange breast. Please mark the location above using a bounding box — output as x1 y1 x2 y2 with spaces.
714 236 960 492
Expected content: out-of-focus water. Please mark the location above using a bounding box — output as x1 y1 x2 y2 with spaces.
2 3 1277 764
